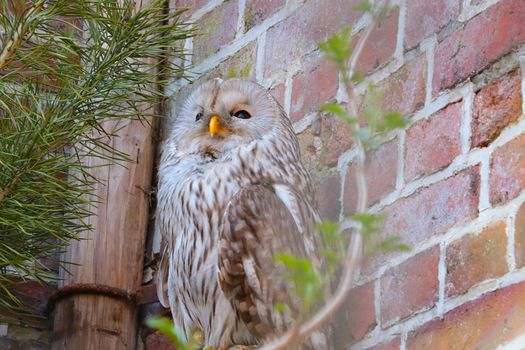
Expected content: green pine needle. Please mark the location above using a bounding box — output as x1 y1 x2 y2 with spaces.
0 0 192 314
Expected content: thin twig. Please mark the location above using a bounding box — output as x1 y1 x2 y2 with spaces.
259 6 384 350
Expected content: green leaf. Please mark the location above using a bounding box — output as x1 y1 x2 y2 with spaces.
354 127 372 143
274 253 323 312
146 317 201 350
274 302 289 313
353 0 373 12
351 71 363 83
317 220 340 236
378 111 407 132
350 213 384 237
376 236 411 253
319 27 352 70
320 103 357 125
146 317 185 348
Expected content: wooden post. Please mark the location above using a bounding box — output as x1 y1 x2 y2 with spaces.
51 118 156 349
51 2 157 348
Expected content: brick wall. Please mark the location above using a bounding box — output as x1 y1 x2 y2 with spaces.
140 0 525 349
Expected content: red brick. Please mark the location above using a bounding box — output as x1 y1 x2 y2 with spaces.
382 167 480 247
407 280 525 350
404 0 461 49
348 281 377 340
137 283 159 305
215 42 257 80
489 134 525 205
356 8 399 75
381 246 440 325
334 281 376 347
433 0 525 95
144 330 177 350
269 82 285 108
376 53 427 117
319 114 353 168
8 280 55 314
290 56 338 122
516 202 525 268
297 127 318 176
263 0 361 78
404 101 462 182
192 1 238 63
244 0 285 30
472 69 522 148
445 222 508 297
366 338 401 350
170 0 209 18
344 138 398 214
316 174 341 222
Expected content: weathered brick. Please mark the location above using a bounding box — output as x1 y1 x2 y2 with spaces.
516 202 525 268
192 1 238 63
215 42 257 80
334 281 376 347
319 114 353 168
269 82 286 108
472 69 522 148
244 0 285 30
170 0 209 18
382 167 479 247
489 134 525 206
356 8 399 75
366 338 401 350
8 281 55 315
263 0 361 78
433 0 525 95
381 246 440 325
445 221 508 297
296 127 318 176
407 280 525 349
376 54 427 117
315 174 341 222
344 138 398 214
404 0 461 49
290 56 338 122
404 101 462 182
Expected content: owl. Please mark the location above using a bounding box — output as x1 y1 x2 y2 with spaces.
155 78 327 349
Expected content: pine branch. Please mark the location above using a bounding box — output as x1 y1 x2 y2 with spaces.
0 0 191 314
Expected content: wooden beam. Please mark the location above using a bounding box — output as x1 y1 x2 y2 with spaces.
51 1 158 348
51 118 156 349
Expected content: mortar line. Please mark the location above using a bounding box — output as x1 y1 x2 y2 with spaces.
255 31 266 83
352 268 525 350
236 0 246 39
506 214 517 272
437 241 446 316
460 83 473 155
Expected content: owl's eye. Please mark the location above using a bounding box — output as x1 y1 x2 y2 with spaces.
233 110 251 119
195 112 203 121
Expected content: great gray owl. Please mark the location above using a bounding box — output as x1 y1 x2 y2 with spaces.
155 78 327 349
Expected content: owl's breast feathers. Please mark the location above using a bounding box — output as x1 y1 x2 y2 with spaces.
155 136 322 347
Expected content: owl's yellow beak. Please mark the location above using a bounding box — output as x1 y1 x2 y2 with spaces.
209 115 221 137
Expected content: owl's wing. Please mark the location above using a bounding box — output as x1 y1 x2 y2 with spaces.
217 184 316 338
156 245 170 308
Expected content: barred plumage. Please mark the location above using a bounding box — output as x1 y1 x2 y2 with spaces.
155 79 326 349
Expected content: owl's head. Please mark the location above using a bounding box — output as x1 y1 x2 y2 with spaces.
169 78 293 158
